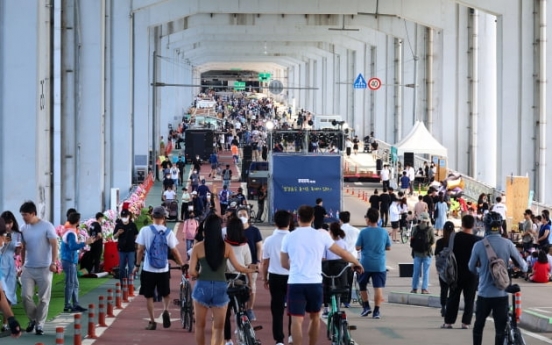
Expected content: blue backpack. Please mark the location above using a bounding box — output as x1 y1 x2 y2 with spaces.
148 225 170 268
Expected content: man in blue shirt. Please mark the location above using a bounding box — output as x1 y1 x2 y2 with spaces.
355 208 391 319
468 212 527 345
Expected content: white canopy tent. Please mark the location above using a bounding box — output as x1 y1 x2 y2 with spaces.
394 121 448 157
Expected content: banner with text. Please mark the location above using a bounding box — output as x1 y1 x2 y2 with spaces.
271 154 342 218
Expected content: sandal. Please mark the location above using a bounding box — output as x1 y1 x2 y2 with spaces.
145 321 157 330
440 324 453 329
162 310 171 328
410 289 417 293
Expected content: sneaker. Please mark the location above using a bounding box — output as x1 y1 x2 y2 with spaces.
63 306 73 313
162 310 171 328
322 309 329 318
343 303 350 308
73 305 88 312
145 321 157 330
246 309 256 321
288 335 293 344
372 310 381 319
225 341 234 345
35 326 44 335
276 343 284 345
25 320 36 333
360 307 372 317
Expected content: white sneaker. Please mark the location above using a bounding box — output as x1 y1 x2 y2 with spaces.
288 335 293 344
225 341 233 345
276 343 284 345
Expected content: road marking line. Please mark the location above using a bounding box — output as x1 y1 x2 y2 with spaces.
484 317 552 344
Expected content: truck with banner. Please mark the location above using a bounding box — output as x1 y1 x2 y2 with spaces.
269 153 342 220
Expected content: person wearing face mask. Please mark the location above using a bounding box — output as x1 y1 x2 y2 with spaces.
190 170 200 193
236 206 262 322
113 209 139 286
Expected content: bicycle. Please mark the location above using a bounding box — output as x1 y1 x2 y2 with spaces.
322 265 357 345
351 271 364 307
504 274 526 345
400 213 416 244
172 264 194 331
227 273 262 345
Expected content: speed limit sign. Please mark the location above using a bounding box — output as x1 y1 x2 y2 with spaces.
368 77 382 91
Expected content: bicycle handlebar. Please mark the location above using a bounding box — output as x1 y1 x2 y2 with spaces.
321 264 360 279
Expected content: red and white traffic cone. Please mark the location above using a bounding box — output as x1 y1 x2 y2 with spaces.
106 289 115 317
86 304 97 339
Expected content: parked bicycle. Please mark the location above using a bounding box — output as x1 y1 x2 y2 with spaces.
172 264 194 331
227 273 262 345
322 265 358 345
504 270 526 345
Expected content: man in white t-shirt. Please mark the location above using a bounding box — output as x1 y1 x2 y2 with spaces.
491 196 508 235
262 210 292 345
132 206 185 330
380 165 390 191
339 211 360 308
407 164 416 196
281 205 363 345
162 186 177 204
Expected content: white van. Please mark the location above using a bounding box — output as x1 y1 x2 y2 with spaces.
313 115 344 130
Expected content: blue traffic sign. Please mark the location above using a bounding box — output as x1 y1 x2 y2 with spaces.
353 73 367 89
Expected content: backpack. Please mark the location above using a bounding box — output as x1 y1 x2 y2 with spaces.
219 190 229 203
148 225 170 269
191 174 199 185
223 169 231 180
435 232 458 288
410 226 430 253
482 238 510 290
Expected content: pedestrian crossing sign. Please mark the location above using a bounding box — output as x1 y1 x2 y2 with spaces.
353 73 367 89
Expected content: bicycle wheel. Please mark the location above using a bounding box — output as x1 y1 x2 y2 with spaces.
401 228 409 243
353 275 363 306
503 323 513 345
185 282 194 332
326 313 333 340
513 328 526 345
242 321 257 345
179 284 186 329
340 320 353 345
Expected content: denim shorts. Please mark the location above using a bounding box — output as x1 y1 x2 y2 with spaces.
192 280 229 308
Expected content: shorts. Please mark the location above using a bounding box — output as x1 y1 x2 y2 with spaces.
287 283 323 316
357 271 387 290
192 280 230 308
211 163 217 169
391 221 400 229
139 270 170 298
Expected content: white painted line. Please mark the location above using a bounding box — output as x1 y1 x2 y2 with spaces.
484 317 552 344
